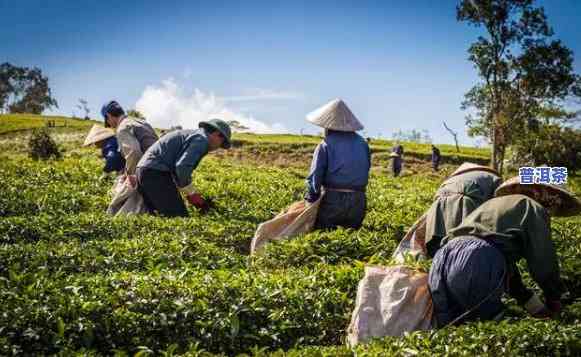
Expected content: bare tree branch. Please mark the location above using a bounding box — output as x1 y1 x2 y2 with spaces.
443 121 461 152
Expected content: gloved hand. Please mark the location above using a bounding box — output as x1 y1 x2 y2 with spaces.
524 294 551 319
186 192 208 211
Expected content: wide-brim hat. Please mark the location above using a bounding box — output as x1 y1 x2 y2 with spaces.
83 124 115 146
495 176 581 217
199 118 232 149
451 162 500 178
306 98 364 132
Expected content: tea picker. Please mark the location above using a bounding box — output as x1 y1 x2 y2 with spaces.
429 178 581 328
391 144 404 177
101 100 158 175
135 119 232 217
83 124 125 179
304 98 371 230
424 162 502 257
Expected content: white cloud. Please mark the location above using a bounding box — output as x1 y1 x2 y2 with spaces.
135 79 288 133
223 88 304 102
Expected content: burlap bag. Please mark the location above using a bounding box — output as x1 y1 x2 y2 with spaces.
250 197 322 254
106 176 148 216
347 265 433 346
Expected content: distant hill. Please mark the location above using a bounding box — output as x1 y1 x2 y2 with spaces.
0 113 491 165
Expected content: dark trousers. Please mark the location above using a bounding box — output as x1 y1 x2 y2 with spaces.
428 236 506 328
315 191 366 230
392 158 402 177
136 168 188 217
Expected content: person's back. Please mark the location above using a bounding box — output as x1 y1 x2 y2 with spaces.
135 120 231 217
137 129 209 185
444 194 553 266
432 146 441 170
118 116 158 153
303 99 370 230
425 167 502 256
436 170 500 203
321 131 370 191
430 194 565 327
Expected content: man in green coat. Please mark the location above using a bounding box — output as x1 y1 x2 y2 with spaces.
429 178 581 327
425 163 502 257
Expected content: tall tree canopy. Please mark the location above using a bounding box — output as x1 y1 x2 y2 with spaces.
457 0 581 173
0 63 58 114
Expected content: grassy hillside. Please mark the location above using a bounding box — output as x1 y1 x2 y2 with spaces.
0 114 491 167
0 113 97 134
1 115 579 356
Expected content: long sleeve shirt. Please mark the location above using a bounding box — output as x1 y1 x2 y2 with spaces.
443 194 564 303
101 137 125 173
137 129 209 189
116 116 159 174
305 131 371 202
425 170 502 256
431 148 441 164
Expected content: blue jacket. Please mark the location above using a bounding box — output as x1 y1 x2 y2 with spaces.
137 129 209 188
101 137 125 173
305 131 371 202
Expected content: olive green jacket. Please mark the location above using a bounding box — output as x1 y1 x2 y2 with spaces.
425 170 502 256
444 194 563 302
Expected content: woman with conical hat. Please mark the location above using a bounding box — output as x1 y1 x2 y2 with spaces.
391 144 404 177
304 99 371 229
83 124 126 178
428 178 580 328
424 162 503 257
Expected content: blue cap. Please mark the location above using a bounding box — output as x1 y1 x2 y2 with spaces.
101 101 124 126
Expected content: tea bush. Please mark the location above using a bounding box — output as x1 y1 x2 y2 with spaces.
0 120 580 356
27 128 61 160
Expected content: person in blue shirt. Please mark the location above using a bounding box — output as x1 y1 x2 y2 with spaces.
391 144 404 177
83 124 125 177
305 99 371 229
100 136 125 174
136 119 232 217
432 145 441 171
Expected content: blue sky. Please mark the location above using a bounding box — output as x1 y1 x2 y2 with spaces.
1 0 580 144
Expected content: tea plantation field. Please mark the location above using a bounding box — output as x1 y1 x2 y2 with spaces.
0 115 580 356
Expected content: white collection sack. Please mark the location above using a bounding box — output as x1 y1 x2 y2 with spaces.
250 197 322 254
347 265 433 347
107 176 148 216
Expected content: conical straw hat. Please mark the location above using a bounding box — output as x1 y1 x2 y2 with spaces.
451 162 500 178
306 98 364 132
495 176 581 217
83 124 115 146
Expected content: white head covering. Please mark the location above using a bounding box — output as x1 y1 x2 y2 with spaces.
306 98 364 132
83 124 115 146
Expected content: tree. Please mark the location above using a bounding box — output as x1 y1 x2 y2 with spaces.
127 109 146 120
443 121 461 152
457 0 581 173
392 129 432 144
508 123 581 173
77 99 90 120
0 63 58 114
